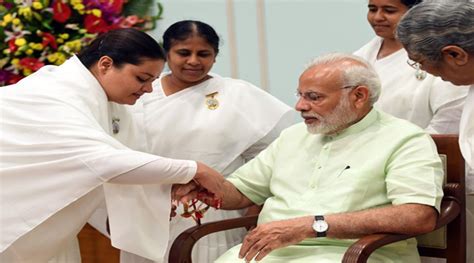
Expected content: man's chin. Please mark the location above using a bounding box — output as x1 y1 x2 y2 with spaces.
306 124 334 135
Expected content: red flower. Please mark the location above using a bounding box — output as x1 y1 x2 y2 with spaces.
39 32 58 50
84 14 109 33
8 74 24 84
20 58 45 71
8 39 17 52
1 70 24 85
52 0 72 23
195 211 203 219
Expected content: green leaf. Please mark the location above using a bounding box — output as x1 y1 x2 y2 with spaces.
123 0 154 17
0 57 9 68
155 2 163 20
42 21 52 30
33 11 42 22
0 5 7 16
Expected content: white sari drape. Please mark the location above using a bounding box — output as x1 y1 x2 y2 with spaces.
0 57 193 262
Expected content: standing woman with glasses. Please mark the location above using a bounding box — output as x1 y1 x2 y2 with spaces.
105 20 294 263
354 0 468 134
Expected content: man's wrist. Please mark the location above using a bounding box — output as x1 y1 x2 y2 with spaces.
312 215 329 237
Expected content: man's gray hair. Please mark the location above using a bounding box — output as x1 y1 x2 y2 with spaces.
396 1 474 62
305 53 381 106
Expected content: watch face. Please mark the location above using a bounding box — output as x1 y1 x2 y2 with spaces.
313 220 328 232
312 216 328 237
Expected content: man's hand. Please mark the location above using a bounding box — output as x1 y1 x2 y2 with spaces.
238 216 313 262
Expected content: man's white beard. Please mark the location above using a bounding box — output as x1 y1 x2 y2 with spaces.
305 95 358 135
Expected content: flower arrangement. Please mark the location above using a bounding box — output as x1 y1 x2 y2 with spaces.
0 0 163 86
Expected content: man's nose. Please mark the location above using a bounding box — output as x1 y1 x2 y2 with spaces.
295 97 310 112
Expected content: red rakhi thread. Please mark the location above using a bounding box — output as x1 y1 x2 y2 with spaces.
180 190 222 225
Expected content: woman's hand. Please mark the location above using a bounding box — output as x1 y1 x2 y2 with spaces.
193 162 226 199
172 181 198 203
172 162 225 203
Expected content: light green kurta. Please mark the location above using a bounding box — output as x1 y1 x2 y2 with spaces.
217 109 444 263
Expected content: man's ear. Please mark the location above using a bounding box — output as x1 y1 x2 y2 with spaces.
97 56 114 73
441 45 469 66
351 85 370 109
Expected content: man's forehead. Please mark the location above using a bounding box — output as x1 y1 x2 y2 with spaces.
299 65 342 91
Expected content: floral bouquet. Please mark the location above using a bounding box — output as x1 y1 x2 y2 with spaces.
0 0 163 86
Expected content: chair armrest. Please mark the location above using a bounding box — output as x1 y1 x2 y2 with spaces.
443 183 463 205
341 192 461 263
342 233 412 263
169 215 258 263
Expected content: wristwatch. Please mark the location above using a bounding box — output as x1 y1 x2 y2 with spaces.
312 215 329 237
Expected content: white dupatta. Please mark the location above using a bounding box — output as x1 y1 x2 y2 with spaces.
0 56 170 258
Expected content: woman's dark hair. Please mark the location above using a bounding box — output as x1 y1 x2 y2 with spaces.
162 20 220 54
78 28 165 69
400 0 422 8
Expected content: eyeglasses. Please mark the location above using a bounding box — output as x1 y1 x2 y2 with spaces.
406 58 429 80
406 58 423 69
295 85 358 102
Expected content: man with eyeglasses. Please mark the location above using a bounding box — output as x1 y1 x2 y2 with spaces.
174 53 443 262
397 2 474 262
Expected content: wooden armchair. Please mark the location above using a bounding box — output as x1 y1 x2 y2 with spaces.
77 223 119 263
168 134 466 263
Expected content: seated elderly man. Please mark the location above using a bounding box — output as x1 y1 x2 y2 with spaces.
175 53 444 262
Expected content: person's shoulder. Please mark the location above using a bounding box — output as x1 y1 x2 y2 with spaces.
430 76 471 94
376 110 426 135
353 37 381 58
218 75 260 91
369 111 435 154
